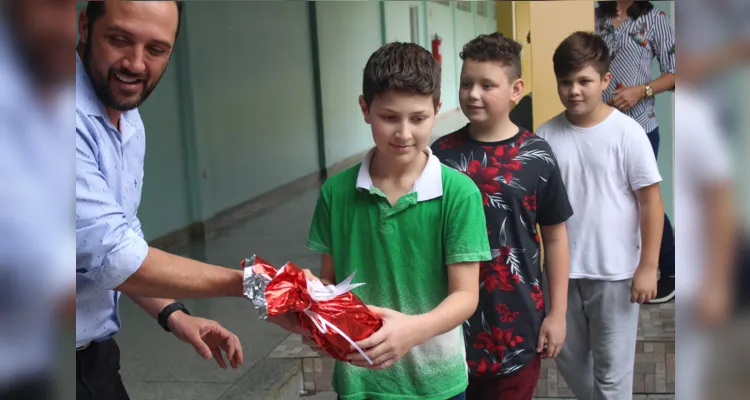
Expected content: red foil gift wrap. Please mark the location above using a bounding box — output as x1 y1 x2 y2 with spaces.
241 255 383 364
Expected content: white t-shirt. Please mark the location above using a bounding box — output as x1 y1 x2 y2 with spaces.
537 109 662 280
674 87 731 301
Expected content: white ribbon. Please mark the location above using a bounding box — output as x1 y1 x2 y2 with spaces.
303 270 373 365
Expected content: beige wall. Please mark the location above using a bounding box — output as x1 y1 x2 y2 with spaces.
529 0 595 130
515 2 532 98
495 1 514 39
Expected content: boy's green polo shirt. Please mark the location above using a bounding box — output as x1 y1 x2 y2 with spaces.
308 147 492 400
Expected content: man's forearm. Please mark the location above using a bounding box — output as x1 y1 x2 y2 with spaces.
543 239 570 317
115 246 244 299
415 289 478 345
128 295 176 319
638 191 665 270
648 72 675 95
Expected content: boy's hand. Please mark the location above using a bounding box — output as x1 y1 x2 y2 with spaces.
631 265 658 304
537 312 566 358
346 305 424 370
303 268 320 282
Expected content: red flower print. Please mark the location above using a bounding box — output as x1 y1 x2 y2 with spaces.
498 246 511 260
474 328 506 356
531 284 544 311
486 146 522 184
468 358 502 375
481 272 502 292
438 134 467 150
480 258 517 292
496 303 520 323
517 130 534 145
473 327 525 362
465 160 502 205
500 327 525 348
523 192 537 211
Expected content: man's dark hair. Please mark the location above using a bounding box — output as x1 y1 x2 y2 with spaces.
553 31 611 78
597 1 654 19
85 1 184 39
459 32 522 81
362 42 441 109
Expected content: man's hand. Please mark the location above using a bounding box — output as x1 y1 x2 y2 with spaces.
267 312 308 335
610 85 645 111
346 305 424 370
537 312 566 358
631 265 658 304
167 312 244 369
265 268 324 335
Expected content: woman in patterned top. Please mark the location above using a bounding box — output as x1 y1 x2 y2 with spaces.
596 0 676 304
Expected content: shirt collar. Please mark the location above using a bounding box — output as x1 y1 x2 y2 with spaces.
76 52 108 119
356 147 443 202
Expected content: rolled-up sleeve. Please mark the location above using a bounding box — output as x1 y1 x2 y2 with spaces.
650 11 676 75
76 128 148 291
132 214 144 239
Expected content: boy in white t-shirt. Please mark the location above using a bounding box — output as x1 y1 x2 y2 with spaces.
536 31 665 400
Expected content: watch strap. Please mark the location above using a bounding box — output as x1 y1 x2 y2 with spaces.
158 302 191 332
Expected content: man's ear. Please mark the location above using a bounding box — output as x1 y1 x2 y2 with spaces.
79 9 89 44
510 78 525 103
358 95 371 124
434 100 443 117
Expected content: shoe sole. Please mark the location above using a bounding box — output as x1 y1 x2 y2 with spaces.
646 291 675 304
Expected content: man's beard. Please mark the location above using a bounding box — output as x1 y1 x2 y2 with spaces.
82 35 159 111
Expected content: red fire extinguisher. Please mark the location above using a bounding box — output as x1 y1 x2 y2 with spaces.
431 34 442 65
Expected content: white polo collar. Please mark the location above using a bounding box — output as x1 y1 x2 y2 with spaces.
355 147 443 202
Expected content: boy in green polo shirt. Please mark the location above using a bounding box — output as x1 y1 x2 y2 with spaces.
303 42 492 400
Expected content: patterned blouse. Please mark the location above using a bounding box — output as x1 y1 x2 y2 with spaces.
596 6 675 133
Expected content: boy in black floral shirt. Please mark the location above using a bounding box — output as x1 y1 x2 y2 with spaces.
432 33 573 400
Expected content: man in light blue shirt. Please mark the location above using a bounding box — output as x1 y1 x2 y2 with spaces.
76 2 266 399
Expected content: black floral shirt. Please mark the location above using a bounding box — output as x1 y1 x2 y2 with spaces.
432 125 573 377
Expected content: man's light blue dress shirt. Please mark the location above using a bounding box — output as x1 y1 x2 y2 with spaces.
76 51 150 348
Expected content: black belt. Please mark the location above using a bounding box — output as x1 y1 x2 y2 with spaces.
76 337 111 352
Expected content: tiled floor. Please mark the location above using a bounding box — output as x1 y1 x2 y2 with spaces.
269 302 676 397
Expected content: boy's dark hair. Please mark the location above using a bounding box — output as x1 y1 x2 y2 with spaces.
552 31 611 78
85 1 184 39
362 42 441 109
459 32 522 81
596 1 653 19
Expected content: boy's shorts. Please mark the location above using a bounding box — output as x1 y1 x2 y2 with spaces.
466 355 542 400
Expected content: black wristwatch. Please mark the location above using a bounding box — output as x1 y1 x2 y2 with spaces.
158 302 191 332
